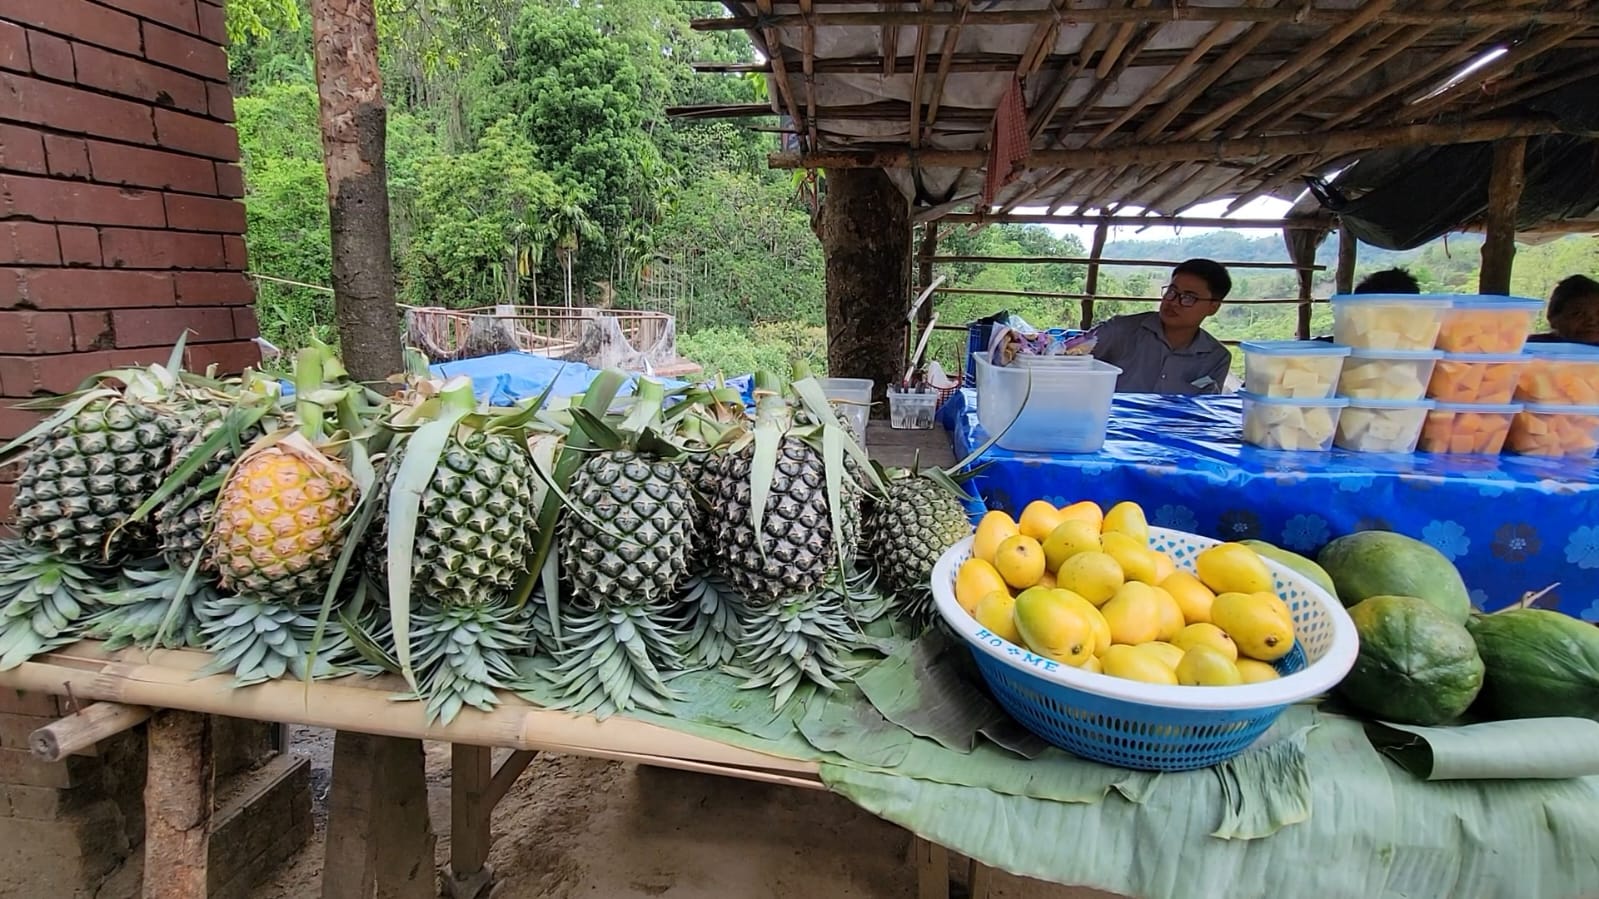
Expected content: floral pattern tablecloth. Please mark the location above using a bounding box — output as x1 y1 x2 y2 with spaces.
944 390 1599 619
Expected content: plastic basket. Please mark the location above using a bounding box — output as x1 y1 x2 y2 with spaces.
930 529 1359 771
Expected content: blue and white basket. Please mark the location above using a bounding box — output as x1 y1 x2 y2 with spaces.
931 528 1359 772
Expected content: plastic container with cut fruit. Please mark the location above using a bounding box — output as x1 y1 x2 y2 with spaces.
1418 402 1521 455
1241 340 1349 399
1435 296 1542 353
1426 352 1528 404
1506 404 1599 458
1516 343 1599 406
1336 348 1442 401
1330 294 1452 351
1240 392 1347 451
1334 398 1434 453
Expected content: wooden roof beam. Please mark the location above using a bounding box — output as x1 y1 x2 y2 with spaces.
937 213 1333 229
693 8 1599 29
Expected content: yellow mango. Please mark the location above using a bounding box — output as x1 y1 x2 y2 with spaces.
1014 588 1095 667
954 558 1008 615
1195 542 1275 595
1101 582 1163 645
972 511 1020 564
1102 501 1150 543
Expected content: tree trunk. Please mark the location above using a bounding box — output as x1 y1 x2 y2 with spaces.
818 168 911 405
1479 137 1526 296
143 712 212 899
310 0 405 385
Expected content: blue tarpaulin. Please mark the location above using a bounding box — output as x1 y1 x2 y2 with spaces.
946 390 1599 620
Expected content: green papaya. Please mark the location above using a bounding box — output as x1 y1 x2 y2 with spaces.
1339 595 1484 726
1240 539 1338 599
1316 531 1471 623
1467 608 1599 721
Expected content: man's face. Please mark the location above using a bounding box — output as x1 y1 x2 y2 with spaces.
1159 271 1222 329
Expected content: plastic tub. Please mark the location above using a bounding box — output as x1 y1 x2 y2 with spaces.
974 355 1120 453
1435 295 1543 353
1240 392 1347 451
1506 404 1599 458
819 377 873 445
1418 402 1521 455
887 387 937 430
1336 348 1442 401
1516 343 1599 406
1426 352 1529 404
1334 397 1435 453
1330 294 1453 351
1241 340 1350 399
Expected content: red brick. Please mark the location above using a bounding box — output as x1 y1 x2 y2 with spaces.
1 174 166 227
41 135 89 178
230 304 257 338
206 81 234 122
1 0 144 56
185 338 258 373
152 107 238 161
0 124 47 174
0 269 20 307
173 270 251 305
70 310 112 350
0 21 25 73
87 140 215 194
195 0 226 44
56 225 101 265
115 0 199 34
141 22 226 82
6 267 176 309
0 347 170 395
0 310 73 354
100 227 224 269
113 305 232 346
0 222 59 264
214 161 243 197
0 406 42 440
0 73 155 145
222 233 247 268
24 30 73 81
72 43 207 114
163 193 243 233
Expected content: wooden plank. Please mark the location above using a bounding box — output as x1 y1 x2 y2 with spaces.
449 744 495 899
931 255 1324 271
143 711 212 899
1479 137 1526 295
938 213 1329 229
29 701 150 761
694 8 1599 29
322 732 437 899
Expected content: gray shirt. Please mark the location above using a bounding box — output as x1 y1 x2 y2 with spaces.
1090 312 1232 395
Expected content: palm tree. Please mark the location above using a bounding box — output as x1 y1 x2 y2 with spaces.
549 200 600 308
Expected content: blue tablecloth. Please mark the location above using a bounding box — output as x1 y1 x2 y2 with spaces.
947 390 1599 620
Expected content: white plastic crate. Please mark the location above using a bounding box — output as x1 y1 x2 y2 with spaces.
974 355 1120 453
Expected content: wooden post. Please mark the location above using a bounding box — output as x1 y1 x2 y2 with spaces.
449 745 495 899
914 835 951 899
144 711 212 899
1335 224 1357 295
917 222 939 329
1480 137 1527 295
1081 219 1109 329
818 168 912 406
322 732 437 899
30 702 151 761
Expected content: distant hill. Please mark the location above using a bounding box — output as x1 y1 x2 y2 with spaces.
1102 230 1486 268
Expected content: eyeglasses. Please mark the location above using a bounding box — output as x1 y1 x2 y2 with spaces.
1162 284 1212 307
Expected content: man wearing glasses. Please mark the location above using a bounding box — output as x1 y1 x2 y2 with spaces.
1090 258 1234 395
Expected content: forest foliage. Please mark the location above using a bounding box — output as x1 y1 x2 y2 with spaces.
229 0 1596 378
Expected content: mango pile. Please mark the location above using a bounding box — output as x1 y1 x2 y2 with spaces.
954 500 1297 687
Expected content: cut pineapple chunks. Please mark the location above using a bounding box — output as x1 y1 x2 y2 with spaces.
1418 406 1517 455
1332 299 1449 351
1244 354 1344 398
1242 396 1342 451
1337 354 1437 401
1334 403 1430 453
1506 408 1599 458
1427 357 1525 404
1436 307 1538 354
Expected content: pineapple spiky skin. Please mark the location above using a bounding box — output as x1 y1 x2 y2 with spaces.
13 399 178 564
679 450 720 573
711 437 862 604
156 408 265 573
209 437 358 602
559 450 694 604
868 476 973 623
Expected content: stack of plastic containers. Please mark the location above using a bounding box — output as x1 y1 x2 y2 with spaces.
1419 296 1540 456
1507 341 1599 458
1238 341 1350 450
1326 294 1450 452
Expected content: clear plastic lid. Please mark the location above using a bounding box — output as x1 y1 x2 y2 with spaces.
1523 342 1599 359
1329 293 1454 306
1346 347 1444 360
1521 403 1599 416
1241 340 1351 356
1430 401 1524 414
1439 351 1531 363
1238 391 1350 408
1444 295 1543 310
1342 397 1438 410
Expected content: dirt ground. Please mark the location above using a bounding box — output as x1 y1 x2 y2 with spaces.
255 726 1122 899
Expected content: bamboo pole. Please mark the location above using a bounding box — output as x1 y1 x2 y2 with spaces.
1407 26 1589 123
924 0 970 127
754 0 809 151
907 0 931 148
931 254 1324 270
1131 10 1281 141
1336 225 1357 295
801 0 817 149
1081 220 1109 330
1322 27 1510 129
770 117 1561 169
143 711 212 899
935 286 1329 306
1085 9 1246 144
1026 22 1113 140
29 701 151 761
692 8 1599 29
1479 138 1526 295
937 213 1330 229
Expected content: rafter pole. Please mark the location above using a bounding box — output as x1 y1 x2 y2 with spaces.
924 0 971 127
694 8 1599 29
939 213 1331 229
801 0 818 149
1480 137 1527 295
1081 219 1109 329
756 0 810 151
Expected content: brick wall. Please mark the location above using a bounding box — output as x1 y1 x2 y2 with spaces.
0 0 261 516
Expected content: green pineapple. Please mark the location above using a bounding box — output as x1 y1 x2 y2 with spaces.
726 565 875 709
866 465 975 625
83 561 218 651
0 539 116 669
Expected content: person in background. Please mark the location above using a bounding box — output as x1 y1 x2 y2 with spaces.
1527 275 1599 346
1090 258 1233 395
1313 267 1423 341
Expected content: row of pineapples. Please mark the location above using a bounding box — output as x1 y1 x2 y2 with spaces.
0 340 976 723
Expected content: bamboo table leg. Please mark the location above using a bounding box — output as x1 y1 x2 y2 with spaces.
449 744 495 899
967 858 994 899
144 711 212 899
321 731 437 899
915 835 951 899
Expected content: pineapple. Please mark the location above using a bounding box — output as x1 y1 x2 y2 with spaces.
155 385 277 573
0 539 116 669
83 562 217 651
726 565 874 709
363 375 542 725
866 466 974 625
